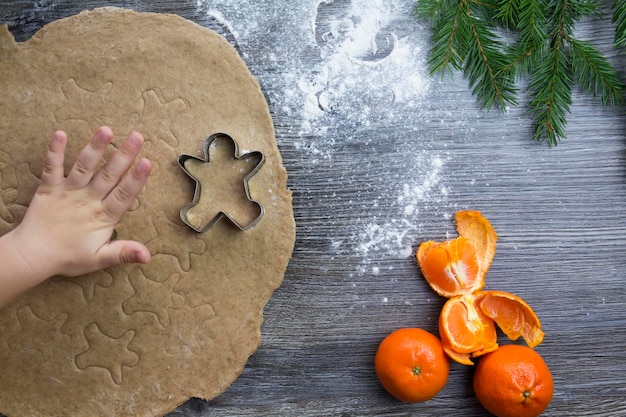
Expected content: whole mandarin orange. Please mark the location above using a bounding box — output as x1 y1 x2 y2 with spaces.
375 328 450 402
473 344 553 417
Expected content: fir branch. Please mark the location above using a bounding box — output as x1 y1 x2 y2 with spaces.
495 0 521 28
418 0 518 110
463 5 519 110
568 37 624 106
502 0 547 79
516 0 547 49
424 0 471 74
528 0 623 145
528 40 572 145
612 0 626 48
566 0 603 19
527 0 573 145
415 0 625 146
415 0 456 19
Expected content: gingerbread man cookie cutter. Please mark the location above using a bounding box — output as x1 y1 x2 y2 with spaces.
178 133 265 232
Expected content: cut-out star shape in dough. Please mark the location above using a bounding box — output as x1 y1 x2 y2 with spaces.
164 301 215 356
75 323 139 385
178 133 265 232
135 89 188 147
52 269 113 302
122 269 185 327
54 79 116 128
7 306 71 362
145 210 206 271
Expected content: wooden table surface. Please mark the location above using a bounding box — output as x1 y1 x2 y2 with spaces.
2 1 626 416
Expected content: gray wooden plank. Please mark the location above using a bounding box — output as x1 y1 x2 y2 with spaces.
1 1 626 416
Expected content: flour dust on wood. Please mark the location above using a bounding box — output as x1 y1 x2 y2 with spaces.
196 0 456 271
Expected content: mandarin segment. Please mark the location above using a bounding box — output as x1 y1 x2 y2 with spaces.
476 290 545 348
439 321 474 365
417 236 483 298
439 294 498 364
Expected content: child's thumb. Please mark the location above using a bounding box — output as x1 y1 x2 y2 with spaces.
99 240 151 269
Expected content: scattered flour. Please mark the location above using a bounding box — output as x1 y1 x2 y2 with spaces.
195 0 451 271
296 0 432 141
355 154 447 260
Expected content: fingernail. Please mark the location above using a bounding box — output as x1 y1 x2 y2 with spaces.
96 126 113 143
128 132 143 147
53 131 64 141
137 158 152 174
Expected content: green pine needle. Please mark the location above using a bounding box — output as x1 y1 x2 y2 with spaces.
415 0 626 146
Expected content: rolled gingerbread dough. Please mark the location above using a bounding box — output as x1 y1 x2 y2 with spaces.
0 7 295 417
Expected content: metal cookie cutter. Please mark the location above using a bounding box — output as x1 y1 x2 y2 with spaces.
178 133 265 232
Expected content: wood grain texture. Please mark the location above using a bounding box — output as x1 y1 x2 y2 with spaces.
2 1 626 416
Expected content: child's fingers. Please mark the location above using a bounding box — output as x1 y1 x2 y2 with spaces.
65 127 113 190
101 157 151 222
89 131 145 199
39 131 68 187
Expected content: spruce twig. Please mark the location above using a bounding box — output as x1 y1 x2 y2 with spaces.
569 37 624 107
528 0 572 145
463 2 519 110
416 0 626 146
613 0 626 48
417 0 518 110
501 0 547 79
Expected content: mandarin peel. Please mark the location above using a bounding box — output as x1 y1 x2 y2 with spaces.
454 210 498 279
443 347 474 365
417 210 545 366
476 291 545 348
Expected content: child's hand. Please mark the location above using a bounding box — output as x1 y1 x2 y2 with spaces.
1 127 152 306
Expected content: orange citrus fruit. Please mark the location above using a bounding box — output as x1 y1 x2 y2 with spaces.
438 294 498 365
476 290 544 348
375 328 450 402
473 344 554 417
